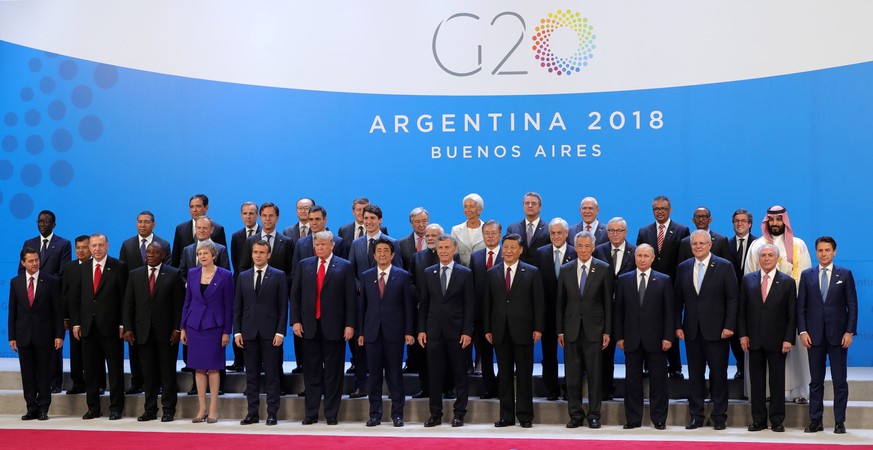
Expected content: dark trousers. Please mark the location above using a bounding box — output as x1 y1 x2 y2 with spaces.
366 331 405 420
128 341 143 388
624 345 668 425
353 342 369 390
18 344 53 414
292 334 303 368
748 348 786 426
601 338 617 397
244 337 283 416
69 327 104 390
686 335 729 424
540 326 560 397
473 319 496 394
49 347 63 390
138 334 179 416
730 335 745 374
809 340 849 423
405 340 424 372
666 339 682 373
494 334 534 423
565 338 603 421
82 323 125 414
302 321 345 419
426 336 468 416
231 337 245 366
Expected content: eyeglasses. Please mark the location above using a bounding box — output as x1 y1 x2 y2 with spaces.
652 207 669 212
606 229 626 234
732 219 750 224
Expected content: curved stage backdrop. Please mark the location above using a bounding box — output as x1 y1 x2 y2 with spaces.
1 1 871 365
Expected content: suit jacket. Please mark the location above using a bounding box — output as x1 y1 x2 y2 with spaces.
483 261 545 345
398 232 425 271
418 263 475 340
409 248 462 293
61 259 85 320
613 270 674 353
122 264 184 344
506 219 550 265
727 233 759 285
556 258 613 343
674 255 738 341
348 234 402 280
179 242 231 283
234 266 289 340
290 256 357 340
470 247 502 321
181 266 234 333
797 265 858 345
291 234 346 280
239 231 295 285
359 266 415 342
231 225 261 279
118 234 172 271
450 222 485 267
338 222 389 256
8 272 64 347
171 219 227 267
738 270 796 352
569 221 608 246
19 234 71 276
677 230 731 263
70 257 129 338
636 220 690 278
282 222 310 247
535 244 578 329
593 241 637 284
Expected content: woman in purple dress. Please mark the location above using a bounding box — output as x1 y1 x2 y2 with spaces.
180 241 234 423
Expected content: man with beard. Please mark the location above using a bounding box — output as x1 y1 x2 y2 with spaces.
746 205 812 404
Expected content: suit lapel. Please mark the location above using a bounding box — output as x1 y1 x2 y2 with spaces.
826 268 841 303
204 270 220 299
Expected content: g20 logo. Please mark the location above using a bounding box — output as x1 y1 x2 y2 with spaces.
432 9 596 77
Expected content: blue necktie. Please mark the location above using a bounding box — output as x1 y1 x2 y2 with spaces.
696 262 705 292
579 264 587 296
554 249 561 277
440 266 448 295
639 272 647 305
820 267 829 301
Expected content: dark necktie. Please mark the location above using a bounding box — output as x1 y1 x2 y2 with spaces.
265 234 273 250
255 269 263 295
586 224 592 232
737 238 746 269
248 229 254 237
140 238 147 262
486 250 494 269
612 248 619 274
27 276 35 307
316 259 326 318
657 224 665 252
440 266 448 295
638 272 647 305
505 266 512 294
357 225 364 239
579 264 587 296
526 222 534 247
149 267 156 296
93 263 102 293
379 271 386 298
300 225 307 238
820 268 829 301
40 238 48 258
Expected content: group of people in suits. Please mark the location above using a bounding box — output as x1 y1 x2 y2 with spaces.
7 194 858 434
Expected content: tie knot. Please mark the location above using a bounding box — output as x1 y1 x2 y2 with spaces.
96 263 101 269
821 267 828 274
30 276 34 283
506 266 511 274
659 224 665 230
141 238 147 243
380 271 386 277
150 267 156 273
488 250 493 256
641 272 646 279
320 259 326 265
257 269 262 275
441 266 448 273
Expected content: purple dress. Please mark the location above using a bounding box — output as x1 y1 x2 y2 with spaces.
181 266 234 370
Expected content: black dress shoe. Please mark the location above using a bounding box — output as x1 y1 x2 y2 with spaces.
326 417 338 425
349 388 367 399
520 421 533 428
424 415 442 427
109 411 122 420
834 423 846 434
137 413 157 422
225 364 244 372
125 386 144 395
393 417 404 427
346 365 356 374
187 386 197 395
240 415 259 425
480 391 497 399
713 422 726 430
748 423 767 432
733 371 744 379
302 416 317 425
772 424 785 432
98 388 106 395
38 412 49 421
567 418 584 428
546 394 559 401
654 422 666 430
623 422 640 429
443 390 456 399
494 419 515 427
21 412 38 421
804 419 823 433
181 366 194 373
66 387 85 395
402 365 416 374
686 418 703 429
291 366 303 374
82 410 101 420
50 386 62 394
669 371 685 379
266 415 277 426
451 416 464 427
411 390 429 399
588 418 601 429
366 418 381 427
161 414 174 422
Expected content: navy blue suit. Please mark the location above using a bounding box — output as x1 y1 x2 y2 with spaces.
118 235 172 271
727 233 758 375
677 230 731 263
171 220 227 268
797 265 858 424
291 235 346 278
506 219 549 265
594 240 637 395
19 234 71 276
179 242 231 284
470 247 501 394
533 243 576 398
569 221 608 246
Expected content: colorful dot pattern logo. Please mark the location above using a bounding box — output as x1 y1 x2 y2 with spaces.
532 9 596 76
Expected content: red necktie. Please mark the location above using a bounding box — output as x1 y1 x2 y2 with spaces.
316 259 326 319
149 267 157 296
378 271 386 298
416 236 423 252
93 263 102 293
27 276 35 307
486 250 494 269
586 224 592 232
761 273 770 303
505 266 512 294
657 224 665 252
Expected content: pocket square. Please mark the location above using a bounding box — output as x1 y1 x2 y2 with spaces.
836 280 843 285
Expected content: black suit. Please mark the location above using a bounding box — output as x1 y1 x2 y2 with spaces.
240 232 295 285
229 225 261 367
470 247 501 395
171 219 227 268
234 266 288 418
290 255 357 420
506 219 549 265
738 270 795 427
593 240 636 396
398 232 423 271
533 243 576 398
613 269 674 426
556 258 612 422
62 260 104 392
674 255 737 425
569 221 608 246
418 262 475 417
8 272 64 415
70 257 129 415
484 261 545 424
677 230 731 263
122 264 184 417
726 233 758 375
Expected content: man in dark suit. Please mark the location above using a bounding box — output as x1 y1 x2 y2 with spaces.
738 243 795 433
8 247 64 420
674 230 738 430
290 231 356 425
470 220 502 399
557 231 612 429
235 240 288 426
358 238 415 427
179 216 231 283
534 218 577 401
418 235 474 427
19 209 71 394
636 195 690 378
568 197 608 245
506 192 549 265
338 197 389 256
171 194 227 267
484 234 544 428
798 236 858 434
677 207 731 262
292 205 346 275
613 244 673 430
727 208 758 379
227 201 260 372
593 217 636 399
63 236 105 395
282 197 315 246
398 207 429 270
118 210 172 395
122 241 184 422
70 233 129 420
